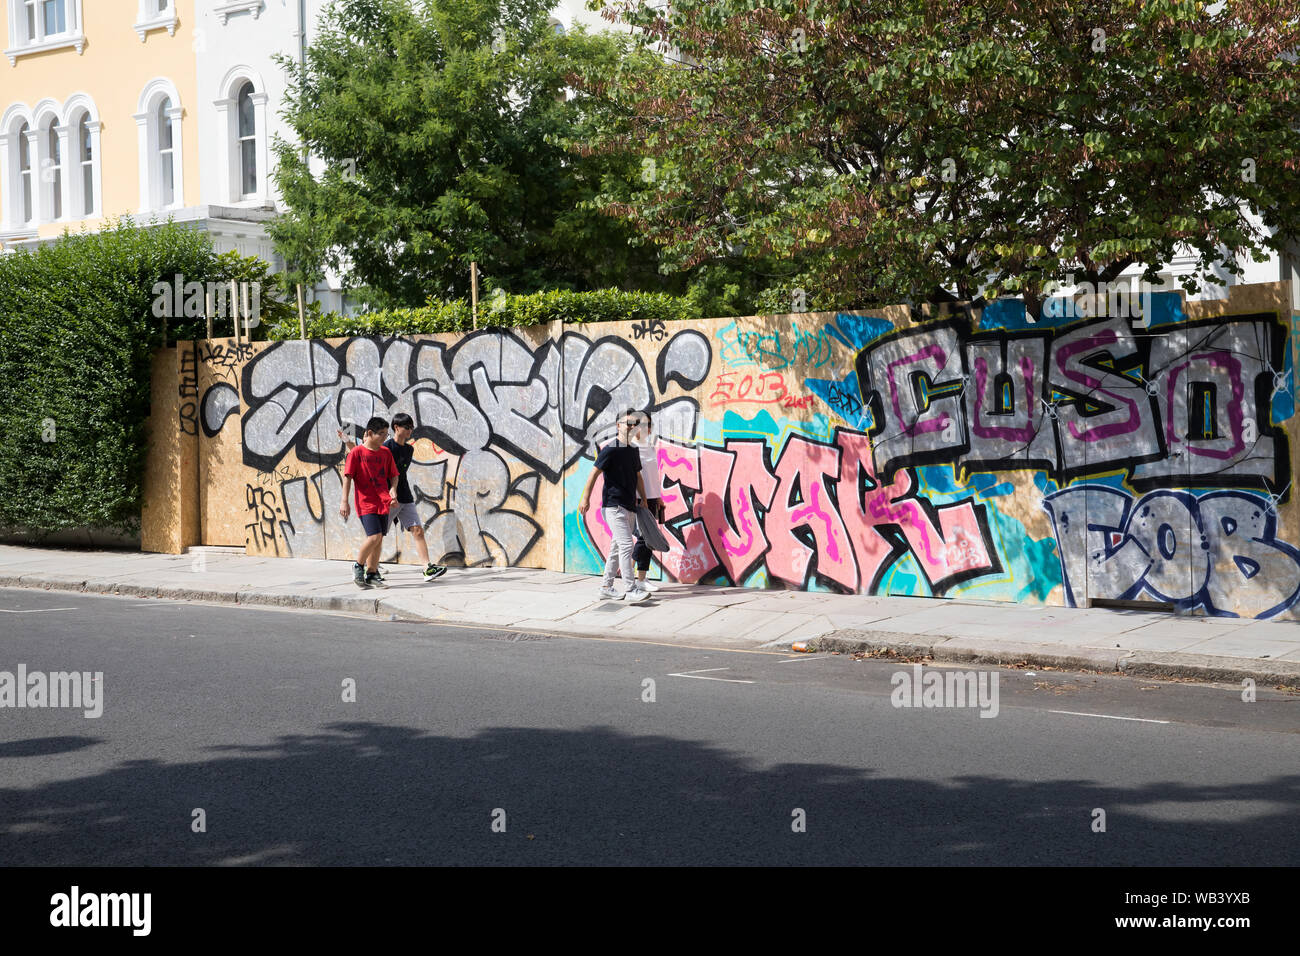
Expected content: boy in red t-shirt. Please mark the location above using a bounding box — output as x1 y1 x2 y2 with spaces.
339 415 399 588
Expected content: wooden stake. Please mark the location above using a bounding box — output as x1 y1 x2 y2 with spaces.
205 288 214 341
296 283 307 340
470 261 479 330
231 280 241 345
241 282 252 341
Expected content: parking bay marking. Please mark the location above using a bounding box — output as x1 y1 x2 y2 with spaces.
1048 709 1170 725
668 667 755 684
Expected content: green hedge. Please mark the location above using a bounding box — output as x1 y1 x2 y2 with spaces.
264 288 700 339
0 220 226 535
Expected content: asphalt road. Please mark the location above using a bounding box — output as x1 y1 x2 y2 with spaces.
0 587 1295 866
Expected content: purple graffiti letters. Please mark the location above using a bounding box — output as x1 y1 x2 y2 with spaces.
856 314 1288 488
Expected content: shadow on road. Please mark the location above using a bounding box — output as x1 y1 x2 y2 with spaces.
0 736 103 758
1 721 1295 865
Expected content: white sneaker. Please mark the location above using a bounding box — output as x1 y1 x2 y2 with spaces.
623 586 649 603
637 580 660 593
597 587 619 600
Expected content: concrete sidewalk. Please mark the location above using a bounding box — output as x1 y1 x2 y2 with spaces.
1 544 1299 686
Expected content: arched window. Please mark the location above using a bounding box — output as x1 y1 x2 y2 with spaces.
46 123 62 219
18 121 32 223
237 82 256 197
215 69 266 204
78 113 92 215
134 79 184 212
157 95 174 206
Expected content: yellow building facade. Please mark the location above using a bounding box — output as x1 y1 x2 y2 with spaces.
0 1 199 245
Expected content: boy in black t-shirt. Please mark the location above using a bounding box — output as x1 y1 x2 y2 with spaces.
579 410 650 602
385 413 447 582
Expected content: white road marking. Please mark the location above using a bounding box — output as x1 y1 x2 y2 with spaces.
0 607 77 613
668 667 755 684
1048 709 1170 724
776 655 829 663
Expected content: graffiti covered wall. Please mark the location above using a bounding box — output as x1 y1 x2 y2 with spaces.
151 281 1300 619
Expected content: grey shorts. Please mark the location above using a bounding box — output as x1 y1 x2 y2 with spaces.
388 501 423 531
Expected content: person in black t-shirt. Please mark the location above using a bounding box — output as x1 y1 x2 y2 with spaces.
579 410 650 602
338 413 447 583
384 413 447 582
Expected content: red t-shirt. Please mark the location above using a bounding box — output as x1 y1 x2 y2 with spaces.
344 444 398 515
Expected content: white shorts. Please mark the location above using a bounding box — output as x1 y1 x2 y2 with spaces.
388 501 423 531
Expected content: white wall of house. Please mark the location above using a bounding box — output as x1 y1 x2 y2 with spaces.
189 0 329 302
550 0 615 33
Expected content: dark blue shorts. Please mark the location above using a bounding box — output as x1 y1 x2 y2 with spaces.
359 512 390 536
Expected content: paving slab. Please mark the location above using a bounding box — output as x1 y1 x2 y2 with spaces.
677 607 813 645
1179 635 1300 658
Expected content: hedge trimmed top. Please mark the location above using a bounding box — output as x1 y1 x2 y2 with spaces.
264 288 700 339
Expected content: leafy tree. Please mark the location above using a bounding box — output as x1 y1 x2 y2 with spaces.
270 0 667 307
581 0 1300 317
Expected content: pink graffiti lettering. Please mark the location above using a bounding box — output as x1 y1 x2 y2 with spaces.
698 442 776 583
587 429 998 594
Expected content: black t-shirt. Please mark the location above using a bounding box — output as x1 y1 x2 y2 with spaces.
595 444 642 509
384 437 415 503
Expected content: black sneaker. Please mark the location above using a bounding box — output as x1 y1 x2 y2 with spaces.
353 563 371 589
366 570 389 589
423 564 447 582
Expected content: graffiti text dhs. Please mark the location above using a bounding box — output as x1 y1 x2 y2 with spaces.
858 313 1289 488
890 664 999 718
152 274 261 328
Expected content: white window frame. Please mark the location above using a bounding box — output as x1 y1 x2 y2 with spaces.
213 67 269 206
0 95 99 233
5 0 85 65
133 78 185 213
18 122 34 223
36 114 67 223
235 82 257 199
0 104 38 236
214 0 264 25
62 92 101 219
133 0 177 41
156 97 175 207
